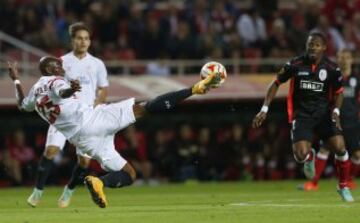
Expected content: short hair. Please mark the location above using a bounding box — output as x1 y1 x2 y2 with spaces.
39 56 61 75
68 22 91 38
337 48 352 55
308 31 327 45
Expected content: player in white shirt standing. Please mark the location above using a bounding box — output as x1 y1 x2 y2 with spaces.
27 22 109 208
7 56 221 208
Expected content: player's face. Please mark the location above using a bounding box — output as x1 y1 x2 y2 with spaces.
47 60 65 76
306 36 326 61
336 51 353 73
72 30 91 54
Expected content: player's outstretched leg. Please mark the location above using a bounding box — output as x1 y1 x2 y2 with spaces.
58 156 90 208
27 152 56 207
84 163 136 208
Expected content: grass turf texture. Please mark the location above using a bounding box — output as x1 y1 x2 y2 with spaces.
0 180 359 223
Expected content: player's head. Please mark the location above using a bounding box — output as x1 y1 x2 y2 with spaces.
39 56 65 76
306 32 327 62
69 22 91 54
336 49 353 75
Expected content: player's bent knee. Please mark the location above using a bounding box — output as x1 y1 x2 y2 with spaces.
44 146 60 159
78 155 91 168
293 149 308 162
123 163 137 182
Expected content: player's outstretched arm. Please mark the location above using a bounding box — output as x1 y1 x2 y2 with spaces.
7 61 26 109
252 80 280 128
59 80 81 98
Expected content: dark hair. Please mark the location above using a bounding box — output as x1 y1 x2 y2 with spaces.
308 31 327 45
337 48 352 55
68 22 91 38
39 56 60 75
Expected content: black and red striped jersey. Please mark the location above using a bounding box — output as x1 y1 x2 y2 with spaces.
276 54 343 123
341 74 360 128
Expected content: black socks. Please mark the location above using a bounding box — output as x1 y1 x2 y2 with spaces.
145 88 192 113
67 164 87 190
35 156 54 190
100 170 133 188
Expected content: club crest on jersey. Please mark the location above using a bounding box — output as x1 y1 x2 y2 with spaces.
318 69 327 81
350 77 357 87
300 80 324 92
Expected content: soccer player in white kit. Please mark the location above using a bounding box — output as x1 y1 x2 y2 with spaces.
8 56 222 208
27 22 109 208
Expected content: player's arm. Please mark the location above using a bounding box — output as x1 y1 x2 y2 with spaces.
58 80 81 98
332 68 344 130
7 62 26 109
94 60 109 107
94 86 108 107
252 63 293 128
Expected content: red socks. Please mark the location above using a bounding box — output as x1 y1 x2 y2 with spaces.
335 152 351 189
312 153 329 185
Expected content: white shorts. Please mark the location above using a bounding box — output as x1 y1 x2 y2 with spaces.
69 98 136 172
46 125 67 150
46 125 91 159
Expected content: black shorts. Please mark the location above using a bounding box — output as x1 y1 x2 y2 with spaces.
343 124 360 152
291 114 341 144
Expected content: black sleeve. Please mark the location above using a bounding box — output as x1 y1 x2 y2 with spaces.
331 67 344 93
276 62 294 84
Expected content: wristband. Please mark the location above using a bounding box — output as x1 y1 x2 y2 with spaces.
261 105 269 113
333 108 340 116
14 79 21 85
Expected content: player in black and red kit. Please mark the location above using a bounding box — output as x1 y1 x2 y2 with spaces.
252 32 354 202
298 49 360 191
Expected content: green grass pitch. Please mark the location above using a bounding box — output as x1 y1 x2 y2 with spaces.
0 180 359 223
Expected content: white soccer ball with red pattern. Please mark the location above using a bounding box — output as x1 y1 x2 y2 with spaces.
200 61 227 87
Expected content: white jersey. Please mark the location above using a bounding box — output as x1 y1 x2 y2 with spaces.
61 52 109 106
21 75 93 138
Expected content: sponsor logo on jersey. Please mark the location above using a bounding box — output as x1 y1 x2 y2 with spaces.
298 71 309 76
319 69 327 81
300 80 324 92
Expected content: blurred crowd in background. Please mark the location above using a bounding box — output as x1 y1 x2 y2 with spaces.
2 0 360 64
0 111 345 187
0 121 293 186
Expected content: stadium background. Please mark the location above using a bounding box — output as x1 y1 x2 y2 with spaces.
0 0 359 187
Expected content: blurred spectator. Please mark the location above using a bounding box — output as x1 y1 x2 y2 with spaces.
311 15 345 56
149 129 177 181
288 13 308 54
3 129 36 185
265 18 294 58
115 125 152 184
175 124 199 181
146 52 171 76
351 12 360 54
322 0 353 30
236 8 267 48
167 21 197 59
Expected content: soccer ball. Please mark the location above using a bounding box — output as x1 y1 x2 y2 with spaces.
200 61 227 87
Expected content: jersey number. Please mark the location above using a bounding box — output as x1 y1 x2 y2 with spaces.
36 95 60 124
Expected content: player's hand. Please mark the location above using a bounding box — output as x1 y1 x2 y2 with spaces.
252 111 267 128
332 111 342 130
70 80 81 92
7 61 19 81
